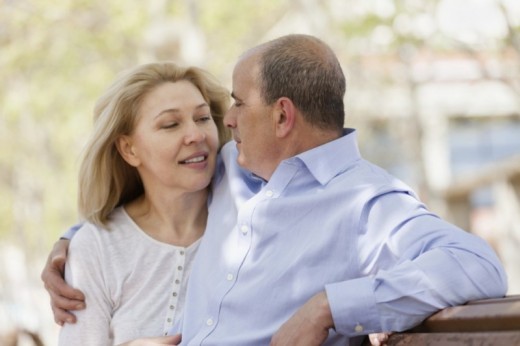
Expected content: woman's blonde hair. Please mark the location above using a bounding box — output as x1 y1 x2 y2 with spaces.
78 62 230 227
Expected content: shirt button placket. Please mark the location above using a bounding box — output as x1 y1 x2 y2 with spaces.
163 248 185 333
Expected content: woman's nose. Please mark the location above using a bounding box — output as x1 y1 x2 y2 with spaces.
184 123 206 144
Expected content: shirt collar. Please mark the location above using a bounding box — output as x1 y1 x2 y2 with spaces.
293 128 361 186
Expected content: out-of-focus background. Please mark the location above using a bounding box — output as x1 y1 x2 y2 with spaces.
1 0 519 344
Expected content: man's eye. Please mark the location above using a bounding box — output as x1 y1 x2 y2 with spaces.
233 101 243 107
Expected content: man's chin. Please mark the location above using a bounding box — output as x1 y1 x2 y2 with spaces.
234 142 243 155
237 155 246 167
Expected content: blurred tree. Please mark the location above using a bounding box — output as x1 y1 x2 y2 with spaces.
0 1 150 255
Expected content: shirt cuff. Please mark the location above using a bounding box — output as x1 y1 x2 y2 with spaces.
325 276 381 337
60 223 83 240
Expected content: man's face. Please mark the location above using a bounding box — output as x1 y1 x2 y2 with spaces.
224 57 279 180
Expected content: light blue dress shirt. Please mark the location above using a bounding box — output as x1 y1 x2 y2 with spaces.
173 129 507 345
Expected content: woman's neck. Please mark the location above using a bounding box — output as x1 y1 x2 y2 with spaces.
124 188 209 247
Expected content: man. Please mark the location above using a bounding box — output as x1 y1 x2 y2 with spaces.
42 34 507 345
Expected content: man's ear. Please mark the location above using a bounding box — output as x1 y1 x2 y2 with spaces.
116 135 140 167
273 97 296 138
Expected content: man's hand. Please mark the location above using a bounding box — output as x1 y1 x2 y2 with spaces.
270 291 333 346
369 332 392 346
41 239 85 325
117 334 182 345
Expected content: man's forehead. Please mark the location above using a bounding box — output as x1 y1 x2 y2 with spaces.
234 58 260 86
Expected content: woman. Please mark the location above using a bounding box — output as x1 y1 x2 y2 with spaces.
58 62 230 345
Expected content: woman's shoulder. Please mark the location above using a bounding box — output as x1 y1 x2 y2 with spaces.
70 207 133 247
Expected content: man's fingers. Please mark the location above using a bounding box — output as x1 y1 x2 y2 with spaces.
50 252 67 272
40 238 85 326
49 288 85 311
49 288 84 325
49 272 85 302
117 334 182 345
41 239 84 301
43 260 85 301
168 334 182 344
51 304 77 325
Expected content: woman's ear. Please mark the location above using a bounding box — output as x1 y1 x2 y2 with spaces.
116 135 140 167
273 97 296 138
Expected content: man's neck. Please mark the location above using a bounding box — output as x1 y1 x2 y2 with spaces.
258 125 341 182
286 125 342 158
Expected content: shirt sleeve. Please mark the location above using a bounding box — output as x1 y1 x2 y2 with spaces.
60 223 83 240
325 190 508 337
58 224 113 346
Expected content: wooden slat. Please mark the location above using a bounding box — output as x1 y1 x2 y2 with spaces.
387 331 520 345
419 295 520 332
361 296 520 345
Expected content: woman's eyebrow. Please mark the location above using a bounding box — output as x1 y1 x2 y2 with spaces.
154 103 209 119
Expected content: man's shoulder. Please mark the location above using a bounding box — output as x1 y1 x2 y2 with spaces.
333 159 416 197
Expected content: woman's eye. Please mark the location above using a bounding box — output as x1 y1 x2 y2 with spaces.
197 115 212 122
162 123 178 129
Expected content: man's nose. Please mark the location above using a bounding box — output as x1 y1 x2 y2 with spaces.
223 108 236 128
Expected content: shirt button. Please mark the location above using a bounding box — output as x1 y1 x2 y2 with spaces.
178 266 183 271
226 273 234 281
180 250 185 255
206 318 214 326
167 318 172 323
172 292 178 297
170 305 175 310
240 225 249 234
175 279 180 284
354 324 364 333
265 190 274 197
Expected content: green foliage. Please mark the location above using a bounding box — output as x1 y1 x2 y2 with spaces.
0 1 152 253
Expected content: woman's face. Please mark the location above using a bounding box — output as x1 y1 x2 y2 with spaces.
121 80 219 195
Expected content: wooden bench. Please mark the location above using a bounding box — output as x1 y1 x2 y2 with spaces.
365 295 520 345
